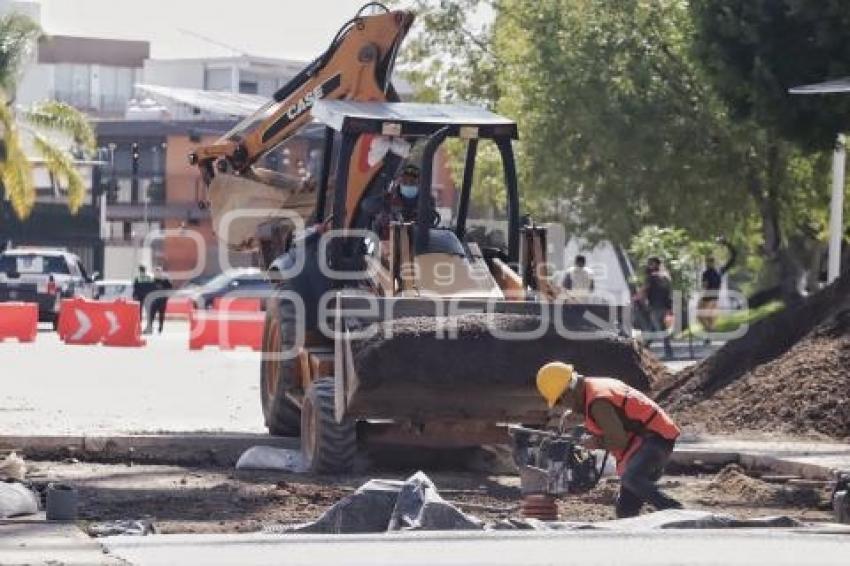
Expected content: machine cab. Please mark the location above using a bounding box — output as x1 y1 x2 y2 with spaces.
309 100 536 300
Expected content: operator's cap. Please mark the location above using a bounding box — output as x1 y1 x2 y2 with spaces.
536 362 576 408
401 163 420 178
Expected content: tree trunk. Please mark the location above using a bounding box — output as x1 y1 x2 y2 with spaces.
745 144 804 305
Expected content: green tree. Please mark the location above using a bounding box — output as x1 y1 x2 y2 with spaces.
691 0 850 151
629 225 713 293
401 1 766 239
400 1 836 297
495 0 755 243
396 0 508 219
398 0 500 105
0 13 96 220
690 0 850 297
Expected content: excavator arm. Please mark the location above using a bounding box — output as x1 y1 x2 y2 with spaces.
190 4 413 182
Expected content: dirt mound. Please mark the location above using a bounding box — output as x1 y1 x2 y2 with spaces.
352 313 668 393
706 465 776 505
702 465 826 509
670 311 850 438
656 270 850 438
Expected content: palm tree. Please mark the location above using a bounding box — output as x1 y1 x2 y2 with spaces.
0 12 96 220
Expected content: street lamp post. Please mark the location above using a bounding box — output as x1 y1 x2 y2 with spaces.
829 134 846 283
789 79 850 283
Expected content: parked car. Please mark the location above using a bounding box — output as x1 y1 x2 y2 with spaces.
94 279 134 301
0 248 96 325
181 273 216 291
189 268 272 309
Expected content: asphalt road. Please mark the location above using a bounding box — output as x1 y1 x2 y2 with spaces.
101 529 850 566
0 322 265 435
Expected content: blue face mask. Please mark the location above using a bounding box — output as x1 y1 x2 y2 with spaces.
400 184 419 199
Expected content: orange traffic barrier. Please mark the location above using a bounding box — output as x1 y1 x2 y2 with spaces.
101 299 145 347
0 302 38 343
165 296 195 319
61 298 107 345
59 298 145 347
189 309 264 351
56 298 76 340
212 297 263 312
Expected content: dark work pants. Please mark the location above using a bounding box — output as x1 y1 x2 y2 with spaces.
616 435 683 518
645 307 674 358
145 303 166 333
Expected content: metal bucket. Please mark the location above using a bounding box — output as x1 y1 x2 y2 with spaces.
332 295 629 425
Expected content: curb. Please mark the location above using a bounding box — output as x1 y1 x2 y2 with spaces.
0 434 299 466
672 445 849 480
4 434 847 479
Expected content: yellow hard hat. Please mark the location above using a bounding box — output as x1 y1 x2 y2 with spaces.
536 362 576 408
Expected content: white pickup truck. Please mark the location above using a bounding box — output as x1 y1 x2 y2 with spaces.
0 248 96 327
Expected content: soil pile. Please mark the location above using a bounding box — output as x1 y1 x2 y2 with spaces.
706 465 776 505
656 270 850 438
352 313 668 393
669 311 850 438
702 465 826 509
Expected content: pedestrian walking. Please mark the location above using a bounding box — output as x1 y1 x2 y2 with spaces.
698 238 737 344
132 265 155 324
144 267 172 334
637 256 674 359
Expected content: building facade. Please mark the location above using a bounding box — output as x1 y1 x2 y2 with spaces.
6 1 456 284
143 55 304 97
95 120 230 280
17 35 149 118
95 119 327 281
0 162 105 274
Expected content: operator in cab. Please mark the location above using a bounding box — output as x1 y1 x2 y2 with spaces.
389 163 423 222
536 362 683 518
372 163 438 239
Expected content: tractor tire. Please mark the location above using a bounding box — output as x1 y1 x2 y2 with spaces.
301 377 357 474
260 293 301 437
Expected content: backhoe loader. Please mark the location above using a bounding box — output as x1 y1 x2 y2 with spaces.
192 4 658 473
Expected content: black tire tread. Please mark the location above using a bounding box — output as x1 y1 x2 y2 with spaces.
304 378 356 473
260 295 301 436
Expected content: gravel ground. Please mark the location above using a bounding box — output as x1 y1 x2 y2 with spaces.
22 460 834 535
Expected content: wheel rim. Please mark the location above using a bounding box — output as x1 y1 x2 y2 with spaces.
264 321 282 399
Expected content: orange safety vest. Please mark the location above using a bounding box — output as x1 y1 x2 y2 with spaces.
583 378 680 475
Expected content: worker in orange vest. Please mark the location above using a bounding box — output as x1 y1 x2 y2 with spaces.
536 362 683 518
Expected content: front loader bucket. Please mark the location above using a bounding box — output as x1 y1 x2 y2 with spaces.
331 295 662 427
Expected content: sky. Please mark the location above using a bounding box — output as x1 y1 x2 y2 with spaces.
36 0 405 61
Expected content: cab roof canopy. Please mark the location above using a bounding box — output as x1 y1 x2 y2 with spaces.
311 101 518 140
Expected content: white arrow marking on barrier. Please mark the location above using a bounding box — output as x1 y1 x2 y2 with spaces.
70 309 92 341
104 311 120 336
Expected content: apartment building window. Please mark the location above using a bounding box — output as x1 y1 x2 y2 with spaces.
239 80 258 94
97 66 135 113
108 141 166 176
54 63 91 108
204 68 232 91
53 64 137 113
114 179 133 204
100 140 167 204
141 179 165 205
239 71 276 96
